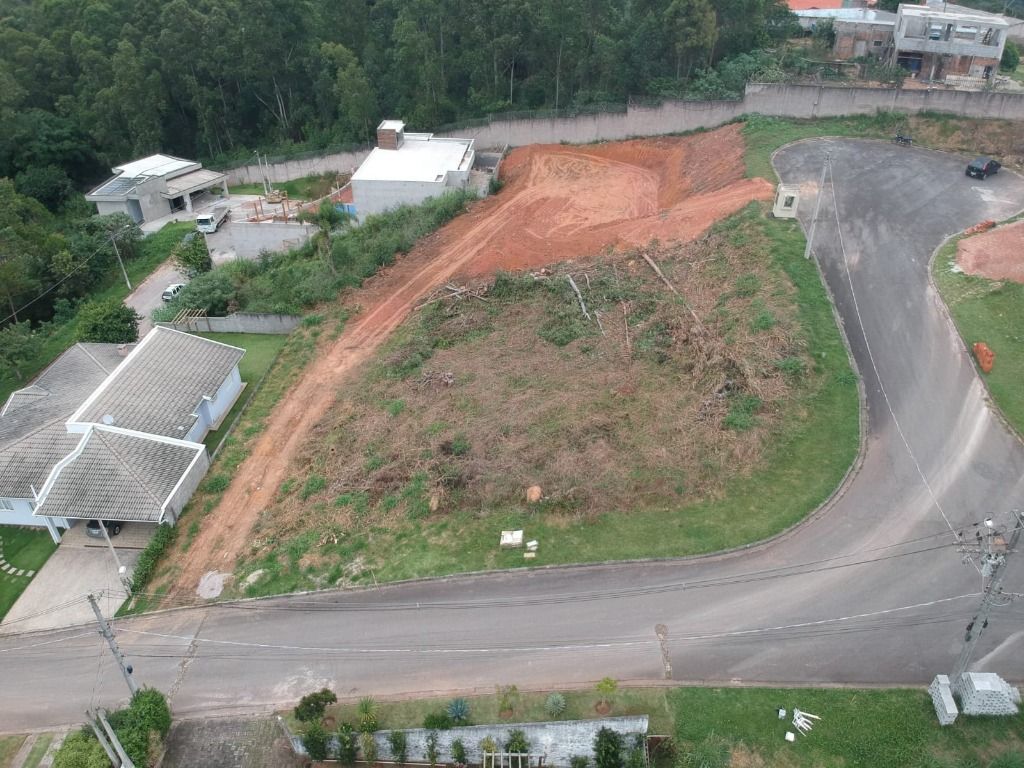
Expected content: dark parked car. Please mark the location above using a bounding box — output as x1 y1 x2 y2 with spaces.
966 157 1001 179
85 519 122 538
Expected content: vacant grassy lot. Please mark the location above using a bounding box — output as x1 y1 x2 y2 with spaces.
197 333 289 453
742 112 1024 182
0 528 57 620
933 236 1024 438
0 221 195 405
233 202 857 594
287 686 1024 768
229 171 348 200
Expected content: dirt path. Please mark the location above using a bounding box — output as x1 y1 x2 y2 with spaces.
170 124 772 597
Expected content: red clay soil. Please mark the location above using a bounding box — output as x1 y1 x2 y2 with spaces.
169 124 772 597
957 219 1024 283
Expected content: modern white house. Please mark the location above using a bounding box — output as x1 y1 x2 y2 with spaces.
349 120 475 221
86 154 229 224
0 327 245 542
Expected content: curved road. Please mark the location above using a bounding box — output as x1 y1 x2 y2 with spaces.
4 140 1024 730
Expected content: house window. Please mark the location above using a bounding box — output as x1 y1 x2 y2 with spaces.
0 498 14 511
873 40 883 46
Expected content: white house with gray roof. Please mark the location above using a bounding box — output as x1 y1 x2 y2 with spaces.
0 327 245 542
85 154 229 224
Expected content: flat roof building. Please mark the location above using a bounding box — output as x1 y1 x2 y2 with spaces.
86 153 228 224
349 120 475 221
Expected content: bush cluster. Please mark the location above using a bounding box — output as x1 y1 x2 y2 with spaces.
130 523 178 593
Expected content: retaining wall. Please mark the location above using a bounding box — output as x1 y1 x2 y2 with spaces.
229 83 1024 184
216 220 315 259
157 312 300 335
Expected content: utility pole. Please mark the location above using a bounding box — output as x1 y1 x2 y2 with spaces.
98 709 136 768
98 522 132 595
110 227 132 290
85 710 122 767
87 593 139 696
804 153 830 260
952 511 1024 681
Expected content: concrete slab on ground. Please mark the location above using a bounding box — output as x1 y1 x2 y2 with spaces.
162 717 304 768
59 521 156 550
0 546 140 633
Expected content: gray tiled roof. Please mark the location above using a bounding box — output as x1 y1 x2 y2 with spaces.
75 327 244 438
0 344 132 498
35 428 203 523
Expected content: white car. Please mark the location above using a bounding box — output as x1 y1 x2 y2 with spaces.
161 283 186 302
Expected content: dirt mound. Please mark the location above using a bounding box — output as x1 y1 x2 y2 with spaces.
168 124 771 597
957 219 1024 283
452 124 773 277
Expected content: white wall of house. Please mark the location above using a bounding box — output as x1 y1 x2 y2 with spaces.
185 366 243 443
162 449 210 524
0 497 69 543
351 178 451 220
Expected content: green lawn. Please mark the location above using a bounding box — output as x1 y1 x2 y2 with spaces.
0 221 195 406
19 734 52 768
196 332 290 453
0 735 26 768
933 236 1024 438
229 172 341 201
0 528 57 621
285 686 1024 768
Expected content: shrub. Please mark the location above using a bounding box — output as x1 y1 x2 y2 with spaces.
361 731 379 763
497 684 520 714
427 731 440 768
545 692 567 718
594 728 624 768
294 688 337 722
172 232 213 275
424 711 453 729
203 473 230 493
105 688 173 766
1002 41 1020 72
52 730 110 768
450 434 471 457
506 730 530 768
76 299 139 343
338 723 359 766
130 523 177 593
357 695 378 733
480 736 498 756
303 721 330 762
447 697 470 725
388 730 408 764
570 758 590 768
451 738 468 764
596 677 618 708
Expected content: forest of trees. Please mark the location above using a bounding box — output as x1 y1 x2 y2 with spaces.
0 0 797 192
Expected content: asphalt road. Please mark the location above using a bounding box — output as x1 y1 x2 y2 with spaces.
4 140 1024 730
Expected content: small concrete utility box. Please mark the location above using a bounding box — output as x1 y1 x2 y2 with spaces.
773 184 800 218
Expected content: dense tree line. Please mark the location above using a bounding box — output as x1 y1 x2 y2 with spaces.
0 0 795 191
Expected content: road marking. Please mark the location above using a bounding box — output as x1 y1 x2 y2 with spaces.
971 186 1015 205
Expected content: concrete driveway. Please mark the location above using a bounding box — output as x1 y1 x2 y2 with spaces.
4 141 1024 729
126 259 188 336
0 543 139 633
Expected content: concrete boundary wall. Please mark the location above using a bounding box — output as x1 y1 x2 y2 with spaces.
157 313 300 335
230 83 1024 185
